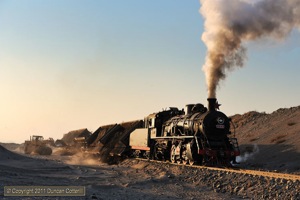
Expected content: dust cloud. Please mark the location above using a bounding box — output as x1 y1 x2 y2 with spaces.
51 147 101 165
64 152 100 166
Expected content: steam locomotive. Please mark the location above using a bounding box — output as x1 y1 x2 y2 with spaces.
129 98 240 166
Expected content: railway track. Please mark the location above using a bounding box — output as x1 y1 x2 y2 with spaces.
135 158 300 181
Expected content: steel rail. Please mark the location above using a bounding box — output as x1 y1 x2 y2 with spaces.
134 158 300 181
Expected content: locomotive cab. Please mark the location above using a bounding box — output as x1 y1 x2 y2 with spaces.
145 107 184 138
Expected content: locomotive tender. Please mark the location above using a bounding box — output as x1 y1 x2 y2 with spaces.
129 98 240 166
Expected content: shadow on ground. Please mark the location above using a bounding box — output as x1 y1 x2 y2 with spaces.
238 144 300 174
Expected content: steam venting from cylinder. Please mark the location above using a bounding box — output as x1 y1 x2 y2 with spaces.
200 0 300 98
207 98 217 112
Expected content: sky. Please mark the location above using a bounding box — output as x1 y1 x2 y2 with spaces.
0 0 299 143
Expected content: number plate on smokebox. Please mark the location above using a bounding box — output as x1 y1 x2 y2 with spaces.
216 124 225 129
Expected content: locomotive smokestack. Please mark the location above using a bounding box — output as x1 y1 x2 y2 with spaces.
207 98 217 112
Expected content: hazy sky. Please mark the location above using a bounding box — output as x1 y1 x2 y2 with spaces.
1 0 299 143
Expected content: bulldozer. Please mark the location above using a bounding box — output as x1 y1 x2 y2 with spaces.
24 135 54 155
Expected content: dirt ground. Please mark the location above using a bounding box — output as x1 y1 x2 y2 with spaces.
0 146 242 200
1 105 300 199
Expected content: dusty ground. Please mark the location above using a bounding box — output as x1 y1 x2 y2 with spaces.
1 105 300 199
0 146 241 200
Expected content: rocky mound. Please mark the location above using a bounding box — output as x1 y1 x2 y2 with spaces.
0 145 28 161
0 142 20 151
231 106 300 173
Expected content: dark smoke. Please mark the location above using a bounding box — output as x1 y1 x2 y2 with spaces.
200 0 300 98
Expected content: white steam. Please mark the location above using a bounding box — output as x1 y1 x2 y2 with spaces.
200 0 300 98
236 144 259 163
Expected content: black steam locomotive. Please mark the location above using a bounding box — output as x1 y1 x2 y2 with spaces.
129 98 240 166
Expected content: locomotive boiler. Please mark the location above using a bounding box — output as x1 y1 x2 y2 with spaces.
129 98 240 166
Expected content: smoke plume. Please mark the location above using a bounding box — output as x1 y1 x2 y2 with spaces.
200 0 300 98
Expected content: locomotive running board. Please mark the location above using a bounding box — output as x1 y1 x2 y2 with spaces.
151 136 196 139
